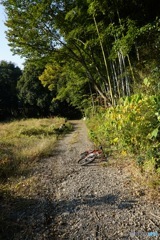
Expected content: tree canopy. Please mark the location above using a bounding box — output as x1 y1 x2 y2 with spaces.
17 62 54 117
2 0 160 111
0 60 22 118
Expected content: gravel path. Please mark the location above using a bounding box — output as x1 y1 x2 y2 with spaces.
4 120 160 240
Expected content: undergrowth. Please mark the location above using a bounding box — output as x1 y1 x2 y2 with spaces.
87 94 160 190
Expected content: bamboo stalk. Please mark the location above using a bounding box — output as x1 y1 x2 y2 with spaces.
93 15 114 106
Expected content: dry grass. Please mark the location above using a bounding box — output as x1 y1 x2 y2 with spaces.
69 131 79 144
127 163 160 201
109 153 160 202
0 117 70 186
0 117 73 238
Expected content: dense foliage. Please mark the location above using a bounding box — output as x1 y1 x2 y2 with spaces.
17 62 54 117
88 94 160 169
0 61 22 119
2 0 160 108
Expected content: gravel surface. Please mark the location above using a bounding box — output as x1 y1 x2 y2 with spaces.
2 120 160 240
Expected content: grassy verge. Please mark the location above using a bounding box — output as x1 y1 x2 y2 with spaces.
0 117 72 186
0 117 73 238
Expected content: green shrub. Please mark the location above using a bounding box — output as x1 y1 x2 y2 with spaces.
87 94 160 173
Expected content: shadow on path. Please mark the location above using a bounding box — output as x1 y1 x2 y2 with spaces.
0 190 137 240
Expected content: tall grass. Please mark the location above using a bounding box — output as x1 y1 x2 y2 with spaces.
0 117 72 182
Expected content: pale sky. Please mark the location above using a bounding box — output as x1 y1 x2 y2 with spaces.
0 4 25 69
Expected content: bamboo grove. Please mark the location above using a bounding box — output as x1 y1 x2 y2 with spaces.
2 0 160 110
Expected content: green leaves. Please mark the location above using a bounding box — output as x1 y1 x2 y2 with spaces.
17 62 53 116
109 19 139 58
3 0 59 58
39 62 62 91
149 128 159 139
87 93 160 172
0 60 22 118
2 0 160 114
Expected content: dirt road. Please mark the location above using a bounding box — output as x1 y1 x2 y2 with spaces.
3 120 160 239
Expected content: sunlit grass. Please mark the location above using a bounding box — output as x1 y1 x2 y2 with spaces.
0 117 71 182
0 117 73 235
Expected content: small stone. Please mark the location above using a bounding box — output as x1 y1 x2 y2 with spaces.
62 211 70 216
